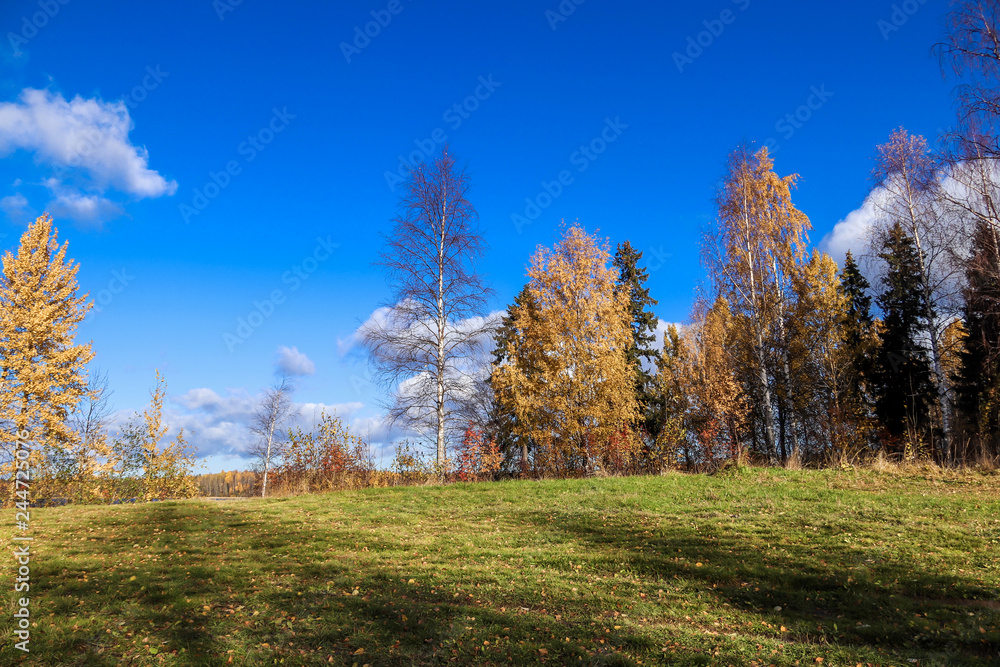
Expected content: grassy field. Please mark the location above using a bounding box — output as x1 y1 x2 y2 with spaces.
2 467 999 666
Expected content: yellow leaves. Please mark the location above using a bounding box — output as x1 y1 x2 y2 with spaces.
0 214 93 462
492 223 638 474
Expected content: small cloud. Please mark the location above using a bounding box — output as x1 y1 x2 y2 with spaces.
0 192 31 223
820 197 877 269
47 192 123 226
275 345 316 377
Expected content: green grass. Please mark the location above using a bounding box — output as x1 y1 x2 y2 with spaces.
2 467 999 665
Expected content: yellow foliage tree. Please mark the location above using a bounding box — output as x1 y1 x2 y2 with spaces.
108 370 198 501
704 146 811 463
0 214 93 486
790 250 855 459
492 223 638 476
681 297 749 467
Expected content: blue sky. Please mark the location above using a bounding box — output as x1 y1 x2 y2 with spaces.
0 0 957 471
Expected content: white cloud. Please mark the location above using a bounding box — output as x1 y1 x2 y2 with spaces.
47 191 123 225
275 345 316 377
338 306 391 356
340 303 503 357
0 192 31 223
160 386 384 461
820 196 877 269
0 88 176 224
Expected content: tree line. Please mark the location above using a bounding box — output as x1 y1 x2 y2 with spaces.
367 1 1000 475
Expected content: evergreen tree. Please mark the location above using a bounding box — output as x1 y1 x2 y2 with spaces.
840 251 878 429
0 214 93 463
957 219 1000 451
613 241 660 433
873 223 937 444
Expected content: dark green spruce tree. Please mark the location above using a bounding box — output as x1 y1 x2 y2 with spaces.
873 223 937 444
840 251 877 427
613 241 660 437
957 219 1000 454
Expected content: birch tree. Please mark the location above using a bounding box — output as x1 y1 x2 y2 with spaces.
249 377 296 497
703 146 810 463
363 148 493 471
870 129 964 460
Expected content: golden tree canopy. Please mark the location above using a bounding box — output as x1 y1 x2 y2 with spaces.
0 214 93 454
492 223 637 473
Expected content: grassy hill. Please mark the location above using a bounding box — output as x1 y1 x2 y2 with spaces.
2 467 998 665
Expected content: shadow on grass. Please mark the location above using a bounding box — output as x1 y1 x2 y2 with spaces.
516 507 1000 662
5 489 998 666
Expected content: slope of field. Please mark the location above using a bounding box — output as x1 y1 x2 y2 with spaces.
2 467 998 665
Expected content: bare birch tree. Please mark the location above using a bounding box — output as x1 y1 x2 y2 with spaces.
869 129 965 460
70 369 114 451
935 0 1000 159
363 148 493 470
249 377 295 497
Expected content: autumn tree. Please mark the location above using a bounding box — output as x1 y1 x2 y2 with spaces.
273 411 373 493
248 376 296 497
363 148 493 471
650 324 689 468
870 129 964 459
488 285 539 472
704 145 811 463
491 223 637 475
680 297 748 467
0 214 93 476
108 371 198 501
789 250 852 458
613 241 660 435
